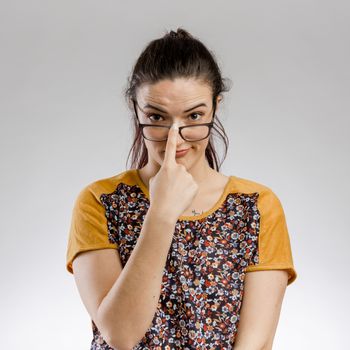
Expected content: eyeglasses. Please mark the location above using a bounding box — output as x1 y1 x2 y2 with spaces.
132 99 216 142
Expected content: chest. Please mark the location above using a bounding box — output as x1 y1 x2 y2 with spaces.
180 190 224 217
104 184 260 265
180 177 232 217
98 181 262 348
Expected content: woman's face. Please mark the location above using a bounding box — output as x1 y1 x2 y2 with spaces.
135 77 221 170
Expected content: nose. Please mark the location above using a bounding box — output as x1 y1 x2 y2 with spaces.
173 129 188 147
167 122 183 140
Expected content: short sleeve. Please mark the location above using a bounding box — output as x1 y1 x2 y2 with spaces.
245 188 297 286
66 184 118 274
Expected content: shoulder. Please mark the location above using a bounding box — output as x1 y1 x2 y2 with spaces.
230 174 274 196
74 169 139 205
229 174 284 211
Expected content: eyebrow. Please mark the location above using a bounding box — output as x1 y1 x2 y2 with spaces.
143 103 208 113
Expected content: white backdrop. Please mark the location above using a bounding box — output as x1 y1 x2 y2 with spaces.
1 0 349 349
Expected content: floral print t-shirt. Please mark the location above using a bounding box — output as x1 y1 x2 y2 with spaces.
66 168 297 349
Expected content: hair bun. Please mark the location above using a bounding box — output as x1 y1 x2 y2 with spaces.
168 28 193 39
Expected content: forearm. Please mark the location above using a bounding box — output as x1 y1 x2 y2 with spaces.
234 333 270 350
234 346 269 350
234 341 271 350
97 208 176 349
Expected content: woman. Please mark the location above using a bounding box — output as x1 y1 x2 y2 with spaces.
66 28 297 350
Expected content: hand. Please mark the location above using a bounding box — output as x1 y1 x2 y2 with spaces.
148 124 199 223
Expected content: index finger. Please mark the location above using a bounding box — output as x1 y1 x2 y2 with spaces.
163 123 178 165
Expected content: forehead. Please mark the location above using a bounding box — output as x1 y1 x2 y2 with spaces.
136 78 212 106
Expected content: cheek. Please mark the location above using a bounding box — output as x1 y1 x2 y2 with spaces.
145 141 165 158
194 139 209 151
145 142 155 155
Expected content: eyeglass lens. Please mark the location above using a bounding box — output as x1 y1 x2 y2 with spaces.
142 125 210 141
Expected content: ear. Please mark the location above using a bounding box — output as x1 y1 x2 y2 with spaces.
215 95 223 110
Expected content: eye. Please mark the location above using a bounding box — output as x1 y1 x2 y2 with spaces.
146 112 203 123
147 114 164 122
189 113 203 121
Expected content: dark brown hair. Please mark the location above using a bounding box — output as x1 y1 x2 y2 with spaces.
123 27 232 171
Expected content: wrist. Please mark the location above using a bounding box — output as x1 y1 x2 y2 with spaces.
146 205 178 227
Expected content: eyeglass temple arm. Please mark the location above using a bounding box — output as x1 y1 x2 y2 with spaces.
132 99 141 122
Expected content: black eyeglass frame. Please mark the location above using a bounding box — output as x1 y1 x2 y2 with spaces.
132 98 217 142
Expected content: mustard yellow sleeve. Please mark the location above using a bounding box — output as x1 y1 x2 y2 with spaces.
245 188 297 286
66 184 118 274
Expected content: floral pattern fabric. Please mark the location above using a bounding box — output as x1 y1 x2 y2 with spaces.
65 169 297 350
92 182 259 349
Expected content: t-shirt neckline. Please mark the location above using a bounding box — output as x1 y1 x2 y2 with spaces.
131 168 234 222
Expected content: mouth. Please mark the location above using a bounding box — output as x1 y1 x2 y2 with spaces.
175 148 190 157
162 147 191 155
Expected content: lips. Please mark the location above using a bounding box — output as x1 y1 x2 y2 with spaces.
162 148 191 155
175 148 190 157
